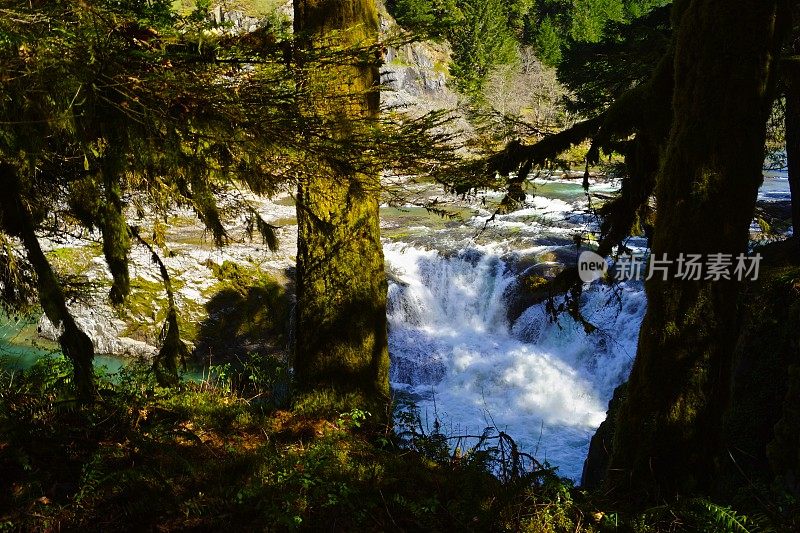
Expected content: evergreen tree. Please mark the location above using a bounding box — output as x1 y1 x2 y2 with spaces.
529 0 670 66
557 4 672 115
292 0 391 416
0 0 297 392
478 0 796 501
607 0 787 499
449 0 520 94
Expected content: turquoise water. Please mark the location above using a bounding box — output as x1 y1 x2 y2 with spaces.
0 348 126 375
0 316 59 368
528 180 588 201
0 316 207 379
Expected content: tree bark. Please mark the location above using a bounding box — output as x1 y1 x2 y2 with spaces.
607 0 785 500
785 61 800 239
100 143 131 306
292 0 390 414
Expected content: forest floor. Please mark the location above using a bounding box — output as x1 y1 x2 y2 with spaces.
0 353 792 532
0 359 597 531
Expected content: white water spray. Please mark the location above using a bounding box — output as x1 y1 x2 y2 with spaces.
384 241 646 480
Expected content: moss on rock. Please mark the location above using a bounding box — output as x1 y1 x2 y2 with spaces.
195 260 290 362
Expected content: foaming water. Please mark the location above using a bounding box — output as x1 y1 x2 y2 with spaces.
384 241 646 480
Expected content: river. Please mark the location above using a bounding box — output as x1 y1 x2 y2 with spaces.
0 170 791 481
382 176 643 480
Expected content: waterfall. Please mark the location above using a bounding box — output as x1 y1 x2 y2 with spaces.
384 241 646 480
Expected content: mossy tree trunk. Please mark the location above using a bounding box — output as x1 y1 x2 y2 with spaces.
99 141 131 306
292 0 390 414
130 228 185 387
607 0 786 500
0 163 96 402
785 39 800 240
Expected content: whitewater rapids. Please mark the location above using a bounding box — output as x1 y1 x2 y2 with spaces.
384 241 645 481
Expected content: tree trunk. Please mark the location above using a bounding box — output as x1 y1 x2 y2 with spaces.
785 56 800 240
607 0 785 500
130 228 184 387
100 144 131 306
0 163 96 402
292 0 390 414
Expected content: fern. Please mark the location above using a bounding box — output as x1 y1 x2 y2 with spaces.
686 498 755 533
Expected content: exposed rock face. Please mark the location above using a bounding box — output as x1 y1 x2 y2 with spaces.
36 194 299 361
39 306 155 358
380 39 454 109
376 4 473 140
210 7 261 34
204 0 467 130
207 1 293 35
502 247 581 325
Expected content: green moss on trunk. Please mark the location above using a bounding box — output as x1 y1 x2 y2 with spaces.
607 0 786 501
99 144 131 305
292 0 390 416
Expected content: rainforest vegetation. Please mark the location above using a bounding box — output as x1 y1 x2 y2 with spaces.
1 0 800 530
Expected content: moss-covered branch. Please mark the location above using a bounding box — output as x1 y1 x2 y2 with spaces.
485 115 605 179
99 142 132 305
129 226 187 387
0 162 96 402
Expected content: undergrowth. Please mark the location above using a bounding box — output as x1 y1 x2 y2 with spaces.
0 354 791 531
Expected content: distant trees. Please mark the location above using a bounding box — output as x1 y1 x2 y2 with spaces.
482 48 568 136
392 0 669 70
556 4 672 115
392 0 518 94
447 0 519 93
529 0 671 65
391 0 463 33
389 0 671 139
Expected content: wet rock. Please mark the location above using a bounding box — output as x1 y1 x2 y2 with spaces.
581 382 627 489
